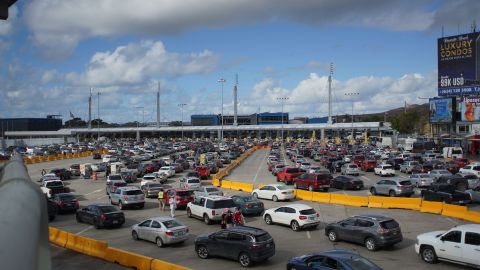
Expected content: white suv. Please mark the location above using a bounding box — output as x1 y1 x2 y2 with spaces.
459 164 480 177
415 224 480 267
186 196 236 225
374 164 395 177
263 203 320 231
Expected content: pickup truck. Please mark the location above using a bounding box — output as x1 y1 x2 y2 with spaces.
436 175 469 191
41 180 67 198
276 167 302 185
399 161 419 174
421 184 471 205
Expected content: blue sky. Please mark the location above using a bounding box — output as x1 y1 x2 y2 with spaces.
0 0 479 124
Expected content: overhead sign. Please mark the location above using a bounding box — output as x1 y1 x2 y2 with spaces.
460 96 480 122
429 98 453 123
438 33 480 96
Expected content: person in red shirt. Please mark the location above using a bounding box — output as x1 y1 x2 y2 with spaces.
233 208 245 226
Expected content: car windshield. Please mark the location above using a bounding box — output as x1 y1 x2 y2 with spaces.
239 196 257 202
162 220 183 229
46 181 63 188
188 179 200 184
399 181 412 186
206 187 218 192
148 184 163 188
380 220 399 229
299 209 316 215
276 185 289 190
98 206 118 213
125 190 143 195
176 190 194 196
286 168 300 173
254 233 272 242
113 182 127 187
109 175 121 180
344 256 378 270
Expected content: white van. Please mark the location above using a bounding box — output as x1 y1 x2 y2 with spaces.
443 147 463 159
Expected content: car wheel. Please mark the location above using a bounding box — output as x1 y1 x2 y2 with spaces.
365 237 377 251
370 188 376 196
252 193 258 199
156 237 164 248
196 245 209 259
308 185 314 192
272 195 278 202
187 208 192 218
132 230 139 240
293 183 298 189
421 246 438 264
238 252 252 267
389 190 396 197
264 214 273 225
76 214 82 223
327 230 338 242
203 214 211 225
291 220 300 231
94 219 101 229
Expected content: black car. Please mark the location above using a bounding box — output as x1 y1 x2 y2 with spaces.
51 193 79 213
50 168 72 180
330 176 364 190
195 226 275 267
436 175 469 191
46 197 58 221
325 215 403 251
76 204 125 229
93 153 102 159
286 250 383 270
421 184 471 205
231 195 264 216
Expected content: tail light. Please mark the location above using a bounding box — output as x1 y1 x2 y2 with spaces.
165 231 174 236
48 190 52 194
377 227 389 234
74 200 79 207
299 216 307 220
123 195 128 201
245 203 252 208
100 214 106 222
281 192 287 194
250 244 262 250
59 202 65 207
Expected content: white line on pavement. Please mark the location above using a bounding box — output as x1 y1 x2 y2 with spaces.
96 195 108 200
252 150 269 183
85 189 102 196
76 225 93 235
306 231 311 239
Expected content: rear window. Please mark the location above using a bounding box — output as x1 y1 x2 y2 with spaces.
176 190 194 196
162 220 183 229
98 206 118 213
46 181 63 188
148 183 163 188
109 175 122 180
286 168 300 173
276 185 289 190
113 182 127 187
344 257 378 270
299 209 316 215
125 190 143 195
452 150 462 154
59 194 75 201
143 177 154 180
254 233 272 242
380 220 399 229
209 199 235 209
188 179 200 184
399 181 412 186
206 187 218 192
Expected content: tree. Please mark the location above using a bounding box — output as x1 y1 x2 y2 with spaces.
64 117 87 128
390 111 420 134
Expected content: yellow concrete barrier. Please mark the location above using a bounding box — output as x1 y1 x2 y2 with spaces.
151 259 191 270
221 180 232 189
330 194 368 207
23 158 32 164
49 227 68 247
228 181 254 193
420 201 443 214
464 211 480 223
368 196 383 208
295 190 313 201
212 177 220 187
311 192 331 203
48 155 56 161
380 197 422 210
442 204 468 220
104 247 153 270
66 233 108 259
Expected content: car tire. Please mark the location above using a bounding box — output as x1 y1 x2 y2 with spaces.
420 245 438 264
138 203 144 209
187 208 192 218
94 219 101 229
76 214 82 223
370 188 377 196
365 237 377 251
156 237 164 248
389 190 396 197
264 214 273 225
291 220 300 231
252 193 258 199
327 230 338 242
238 252 252 267
203 214 211 225
323 188 329 192
132 230 139 240
272 195 278 202
196 245 209 259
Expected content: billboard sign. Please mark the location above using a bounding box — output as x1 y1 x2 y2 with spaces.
460 96 480 122
438 33 480 96
429 98 453 123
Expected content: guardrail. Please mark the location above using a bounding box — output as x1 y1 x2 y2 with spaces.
49 227 190 270
0 154 52 270
21 149 109 165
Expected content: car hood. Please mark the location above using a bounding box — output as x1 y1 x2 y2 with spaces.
417 230 446 241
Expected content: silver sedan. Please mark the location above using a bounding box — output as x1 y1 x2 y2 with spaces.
131 217 189 247
409 173 434 187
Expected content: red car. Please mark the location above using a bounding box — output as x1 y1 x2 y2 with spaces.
453 158 469 168
163 188 195 209
277 167 302 185
411 164 433 174
352 155 365 167
195 165 210 179
293 173 332 192
361 160 377 172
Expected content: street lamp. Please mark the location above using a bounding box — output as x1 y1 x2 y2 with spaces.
97 91 101 141
345 92 359 140
277 97 289 143
218 77 226 143
178 103 187 141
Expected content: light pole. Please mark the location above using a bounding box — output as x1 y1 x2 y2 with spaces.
97 91 101 141
277 97 289 143
178 103 186 141
345 92 359 140
218 77 226 143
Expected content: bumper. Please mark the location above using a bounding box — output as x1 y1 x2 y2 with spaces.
163 234 189 245
123 201 145 207
103 218 125 227
299 220 320 228
414 243 420 254
279 194 295 200
395 191 414 197
250 248 275 262
376 235 403 247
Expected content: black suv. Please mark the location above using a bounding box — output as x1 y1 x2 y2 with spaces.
194 226 275 267
50 168 72 180
324 214 403 251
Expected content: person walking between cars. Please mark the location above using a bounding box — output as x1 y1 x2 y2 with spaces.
169 196 177 218
233 208 245 226
221 208 228 229
41 168 46 176
157 189 165 211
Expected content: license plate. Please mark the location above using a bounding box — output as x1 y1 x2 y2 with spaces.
175 231 184 236
309 217 315 220
254 205 258 208
113 220 118 224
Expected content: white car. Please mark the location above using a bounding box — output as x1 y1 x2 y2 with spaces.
252 184 295 202
415 224 480 267
459 164 480 177
194 186 224 197
131 217 189 248
140 174 161 187
300 162 311 170
158 166 175 178
374 164 395 177
180 177 201 189
263 204 320 231
186 196 236 224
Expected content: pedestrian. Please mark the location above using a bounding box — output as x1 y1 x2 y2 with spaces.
169 196 177 218
226 210 234 228
221 208 228 229
41 169 46 176
157 188 165 211
233 208 245 226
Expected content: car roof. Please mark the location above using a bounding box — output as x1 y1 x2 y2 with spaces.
279 203 313 210
353 214 392 221
224 225 268 236
199 195 231 201
148 216 181 223
117 186 140 191
454 224 480 231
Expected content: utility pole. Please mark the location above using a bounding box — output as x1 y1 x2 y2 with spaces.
345 92 359 140
157 81 160 128
88 88 92 129
328 63 334 125
178 103 187 141
218 77 226 142
277 97 289 143
233 74 238 126
97 91 101 140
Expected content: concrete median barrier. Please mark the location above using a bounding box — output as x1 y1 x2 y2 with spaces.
221 180 232 189
49 227 68 247
442 204 468 220
420 201 443 214
311 192 331 203
368 196 383 208
104 247 153 270
151 259 191 270
212 177 220 187
330 194 368 207
228 181 254 192
464 211 480 223
295 190 313 201
66 233 108 259
379 197 422 210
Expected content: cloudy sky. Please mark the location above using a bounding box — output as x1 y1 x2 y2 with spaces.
1 0 479 124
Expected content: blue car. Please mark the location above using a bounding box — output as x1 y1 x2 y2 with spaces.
286 250 383 270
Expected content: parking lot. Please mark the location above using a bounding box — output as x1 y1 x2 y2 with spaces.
32 148 477 270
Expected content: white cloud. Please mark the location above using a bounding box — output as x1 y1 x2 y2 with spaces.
0 5 18 35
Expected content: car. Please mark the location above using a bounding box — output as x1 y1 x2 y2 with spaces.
459 163 480 177
374 164 395 177
308 166 329 174
186 195 237 224
399 160 420 174
409 173 434 187
140 173 162 187
164 188 195 209
452 158 469 168
38 173 60 183
194 226 275 267
69 164 81 176
325 214 403 251
466 186 480 203
131 217 189 248
286 250 383 270
51 193 80 213
436 175 469 191
93 153 102 159
158 166 175 178
421 184 471 205
252 184 295 202
272 164 286 176
105 179 127 195
109 186 145 210
330 175 364 190
415 224 480 267
76 204 125 229
50 168 72 180
263 204 320 231
180 177 201 189
277 167 302 185
46 197 58 221
428 169 452 181
293 173 332 192
140 182 164 198
443 163 460 174
361 160 377 172
41 180 67 198
340 163 360 176
193 185 223 197
370 179 414 197
299 162 312 170
120 171 138 183
231 195 264 216
106 174 123 183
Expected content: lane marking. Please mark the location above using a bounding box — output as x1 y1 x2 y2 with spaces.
446 217 460 226
96 195 109 200
252 150 269 183
76 225 93 235
85 189 102 196
306 231 311 239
